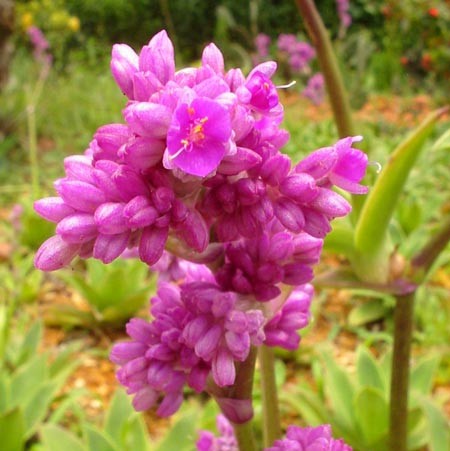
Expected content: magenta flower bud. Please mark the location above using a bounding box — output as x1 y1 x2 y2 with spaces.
176 209 209 252
195 325 222 360
34 197 75 223
259 153 291 186
122 136 165 170
274 198 305 232
139 30 175 85
94 202 127 234
194 76 230 99
124 102 172 138
133 71 163 101
212 348 235 387
331 136 368 194
280 173 319 202
295 147 337 179
94 123 130 153
93 231 130 263
132 388 158 411
302 207 331 238
35 235 80 271
202 43 225 74
111 44 139 98
56 213 97 244
110 342 147 365
113 166 150 201
64 155 95 184
214 397 253 424
248 61 277 78
244 71 278 112
152 187 174 213
282 262 313 285
56 180 106 213
310 189 351 218
225 68 245 91
138 226 168 265
157 392 183 417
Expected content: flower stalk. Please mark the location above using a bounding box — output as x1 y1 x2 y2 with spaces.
294 0 355 138
389 213 450 451
258 345 282 446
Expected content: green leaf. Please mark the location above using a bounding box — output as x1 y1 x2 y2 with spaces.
356 345 385 392
40 424 86 451
322 352 356 433
16 321 42 366
280 386 328 426
349 299 390 327
23 381 58 438
420 398 450 451
354 107 448 280
83 424 121 451
354 386 388 446
104 389 148 450
10 354 48 408
154 406 200 451
406 406 428 450
410 355 439 395
323 222 355 258
0 408 25 451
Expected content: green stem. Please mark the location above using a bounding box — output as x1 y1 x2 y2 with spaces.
232 421 258 451
411 214 450 280
294 0 364 218
258 345 281 447
207 348 258 451
389 213 450 451
389 290 415 451
294 0 354 138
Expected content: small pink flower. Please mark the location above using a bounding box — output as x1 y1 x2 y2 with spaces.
166 97 232 177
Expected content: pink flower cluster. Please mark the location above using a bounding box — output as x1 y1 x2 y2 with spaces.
197 416 352 450
110 261 312 417
302 73 325 105
34 30 368 420
277 34 316 73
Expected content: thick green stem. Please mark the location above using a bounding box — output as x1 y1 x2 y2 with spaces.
389 214 450 450
232 421 258 451
389 291 415 451
258 345 281 447
294 0 355 138
208 348 258 451
294 0 364 218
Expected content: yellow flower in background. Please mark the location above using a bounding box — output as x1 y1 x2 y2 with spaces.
67 16 80 32
21 12 34 30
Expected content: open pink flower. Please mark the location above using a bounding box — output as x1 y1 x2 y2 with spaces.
166 97 232 177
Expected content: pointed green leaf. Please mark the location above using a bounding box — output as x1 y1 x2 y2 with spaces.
280 386 328 426
104 389 149 450
349 299 390 327
10 354 48 408
40 424 86 451
410 355 439 395
322 352 356 432
356 345 385 391
420 398 450 451
83 424 121 451
154 406 200 451
23 381 58 438
354 386 388 446
17 321 43 366
0 408 25 451
355 107 448 258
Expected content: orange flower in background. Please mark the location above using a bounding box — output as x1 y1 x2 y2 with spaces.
421 53 433 70
400 56 409 66
428 7 439 17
